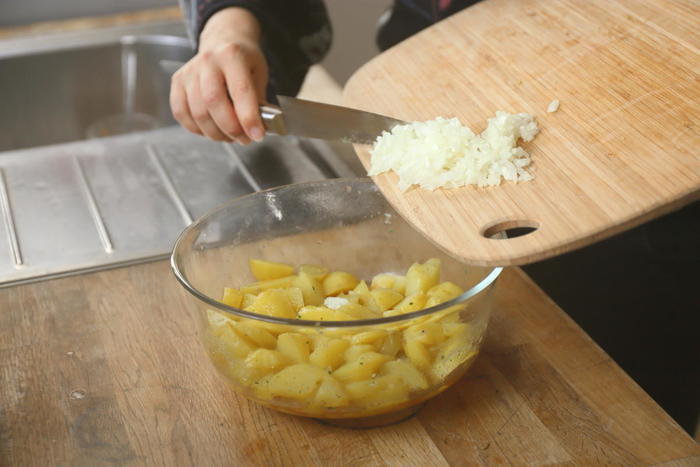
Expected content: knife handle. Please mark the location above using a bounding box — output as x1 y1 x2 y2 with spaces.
260 105 287 135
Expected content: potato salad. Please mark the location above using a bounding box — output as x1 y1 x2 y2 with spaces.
204 258 480 417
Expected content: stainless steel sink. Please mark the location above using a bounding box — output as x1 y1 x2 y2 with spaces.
0 22 195 151
0 22 359 286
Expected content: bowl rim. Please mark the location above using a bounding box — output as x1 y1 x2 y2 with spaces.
170 178 503 328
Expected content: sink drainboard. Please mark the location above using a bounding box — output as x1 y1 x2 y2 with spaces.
0 127 351 287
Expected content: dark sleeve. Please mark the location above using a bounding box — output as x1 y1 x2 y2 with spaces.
196 0 332 99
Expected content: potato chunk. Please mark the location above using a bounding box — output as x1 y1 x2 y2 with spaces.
344 374 409 407
233 321 277 349
323 271 359 296
344 344 375 361
370 288 404 312
405 258 441 296
221 288 243 308
371 273 406 294
314 376 350 408
337 303 378 320
251 289 296 319
207 309 235 337
241 276 296 295
268 364 327 399
277 332 312 363
332 352 392 382
218 324 255 359
404 322 445 346
378 332 402 357
249 259 295 281
298 264 329 280
245 348 289 372
385 291 427 316
309 337 350 371
350 330 388 348
426 281 463 306
294 272 324 306
381 359 428 391
297 305 355 321
403 339 432 370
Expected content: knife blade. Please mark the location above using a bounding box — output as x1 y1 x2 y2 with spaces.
260 96 405 144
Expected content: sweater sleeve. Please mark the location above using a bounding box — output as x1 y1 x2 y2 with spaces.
196 0 332 99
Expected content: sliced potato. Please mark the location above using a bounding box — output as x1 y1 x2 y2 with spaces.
267 364 327 400
387 291 427 315
370 288 404 312
370 273 407 294
350 330 388 347
405 258 441 296
332 352 392 382
298 264 329 280
277 332 312 363
345 374 409 407
218 324 255 359
207 309 235 336
234 321 277 349
285 287 305 311
323 271 359 296
241 293 257 310
426 281 463 306
337 303 378 320
294 272 324 306
314 375 350 408
251 289 296 319
403 339 432 370
297 305 356 322
241 276 296 295
381 359 429 391
221 288 243 308
245 348 289 372
309 337 350 371
249 259 295 281
379 332 402 357
344 344 376 362
404 322 445 346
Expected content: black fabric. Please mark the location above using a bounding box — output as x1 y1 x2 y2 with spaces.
195 0 482 96
196 0 332 99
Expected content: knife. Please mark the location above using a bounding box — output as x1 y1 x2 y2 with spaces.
260 96 406 144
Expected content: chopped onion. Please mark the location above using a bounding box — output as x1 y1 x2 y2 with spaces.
547 99 560 113
369 112 539 191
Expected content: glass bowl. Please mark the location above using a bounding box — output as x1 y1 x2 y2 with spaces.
171 178 502 428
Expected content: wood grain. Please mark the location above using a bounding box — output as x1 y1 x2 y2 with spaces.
1 261 697 466
343 0 700 266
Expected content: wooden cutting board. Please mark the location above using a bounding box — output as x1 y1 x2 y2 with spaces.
343 0 700 266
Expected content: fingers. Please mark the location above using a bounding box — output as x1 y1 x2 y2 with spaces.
169 42 268 145
170 73 201 135
198 61 250 143
186 75 231 142
220 44 266 142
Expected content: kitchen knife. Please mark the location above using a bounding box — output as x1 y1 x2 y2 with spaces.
260 96 405 144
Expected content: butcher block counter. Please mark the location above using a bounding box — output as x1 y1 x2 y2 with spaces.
1 261 698 466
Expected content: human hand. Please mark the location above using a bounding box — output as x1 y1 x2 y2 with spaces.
170 8 268 144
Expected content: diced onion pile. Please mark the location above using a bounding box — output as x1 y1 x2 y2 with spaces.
369 112 539 191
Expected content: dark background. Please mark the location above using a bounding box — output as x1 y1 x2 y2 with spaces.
522 200 700 435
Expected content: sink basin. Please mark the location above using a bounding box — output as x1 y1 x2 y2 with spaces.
0 34 192 151
0 23 359 286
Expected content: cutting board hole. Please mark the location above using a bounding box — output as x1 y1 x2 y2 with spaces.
482 220 539 240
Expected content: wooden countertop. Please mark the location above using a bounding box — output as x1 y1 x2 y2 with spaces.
1 261 697 465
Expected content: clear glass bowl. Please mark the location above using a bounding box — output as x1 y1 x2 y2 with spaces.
171 178 502 427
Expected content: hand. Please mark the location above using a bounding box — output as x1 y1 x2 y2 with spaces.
170 8 268 144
